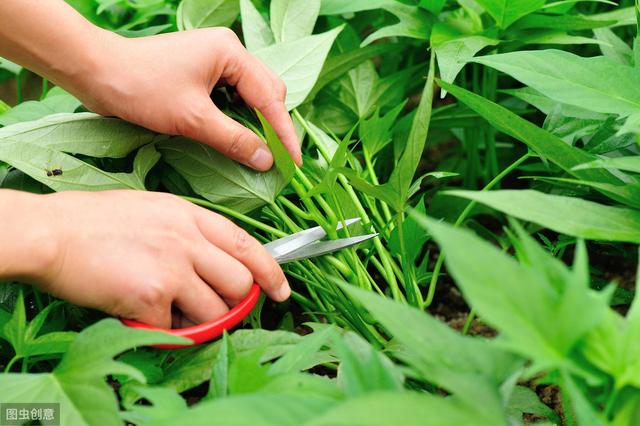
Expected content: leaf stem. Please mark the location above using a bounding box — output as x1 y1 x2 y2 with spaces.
180 196 287 237
423 152 531 309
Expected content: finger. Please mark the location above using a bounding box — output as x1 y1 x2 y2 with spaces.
193 209 290 302
179 98 274 171
194 241 254 305
133 298 172 329
174 275 229 325
172 311 197 329
225 53 302 166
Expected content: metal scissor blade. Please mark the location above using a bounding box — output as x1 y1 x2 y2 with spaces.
264 218 362 260
277 233 377 264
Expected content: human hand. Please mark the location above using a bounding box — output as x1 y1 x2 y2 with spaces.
24 190 290 328
72 28 302 171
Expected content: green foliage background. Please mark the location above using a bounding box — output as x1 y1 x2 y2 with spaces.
1 0 640 424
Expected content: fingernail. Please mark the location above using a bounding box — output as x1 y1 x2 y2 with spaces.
249 147 273 171
276 279 291 301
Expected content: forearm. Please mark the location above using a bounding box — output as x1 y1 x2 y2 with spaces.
0 0 110 96
0 190 55 282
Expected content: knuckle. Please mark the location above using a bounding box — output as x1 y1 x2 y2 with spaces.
175 101 208 140
233 227 255 257
275 79 287 99
214 27 240 44
264 262 284 288
137 281 169 309
226 130 252 159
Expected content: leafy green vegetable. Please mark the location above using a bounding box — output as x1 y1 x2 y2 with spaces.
415 215 611 371
270 0 320 43
475 0 545 28
473 49 640 117
447 189 640 243
2 290 76 371
361 3 433 47
240 0 275 52
0 319 188 426
177 0 239 30
255 26 343 110
159 111 293 213
0 87 81 126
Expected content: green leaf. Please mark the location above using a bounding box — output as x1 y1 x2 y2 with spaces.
438 81 634 192
446 189 640 243
158 330 302 392
594 27 634 66
0 113 157 158
269 326 336 375
151 393 335 426
308 43 398 102
361 3 433 46
475 0 545 28
360 101 405 157
159 135 288 213
0 140 159 192
386 51 435 206
257 110 295 184
270 0 320 43
334 332 404 397
512 12 616 31
419 0 447 14
574 156 640 174
562 371 607 426
207 332 233 399
506 386 560 424
0 57 21 75
177 0 239 30
1 291 76 365
240 0 274 52
415 215 611 371
319 0 395 15
122 385 187 425
306 392 505 426
342 55 435 210
0 87 81 126
431 23 499 94
503 87 607 120
0 319 188 426
473 50 640 117
255 26 343 110
339 283 521 410
517 30 605 46
618 112 640 136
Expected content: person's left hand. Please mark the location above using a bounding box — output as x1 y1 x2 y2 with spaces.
70 28 302 171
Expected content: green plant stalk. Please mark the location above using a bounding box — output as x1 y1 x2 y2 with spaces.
4 355 19 373
40 78 49 100
423 152 531 309
293 109 403 300
338 172 402 300
396 209 422 307
277 195 313 221
363 149 393 223
461 309 476 336
181 196 287 238
482 65 499 181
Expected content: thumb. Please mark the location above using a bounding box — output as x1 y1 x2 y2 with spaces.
179 99 274 171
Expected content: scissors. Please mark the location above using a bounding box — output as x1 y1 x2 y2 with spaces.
121 218 376 349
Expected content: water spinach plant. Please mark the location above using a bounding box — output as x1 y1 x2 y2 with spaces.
1 0 640 425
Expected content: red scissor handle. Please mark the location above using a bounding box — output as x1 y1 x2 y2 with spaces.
121 284 261 349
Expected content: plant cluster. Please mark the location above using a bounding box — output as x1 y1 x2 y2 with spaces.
1 0 640 425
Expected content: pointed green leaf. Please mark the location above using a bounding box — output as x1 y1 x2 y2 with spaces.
255 26 343 110
446 189 640 243
473 50 640 117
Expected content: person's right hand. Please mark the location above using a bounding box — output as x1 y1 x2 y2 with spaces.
26 190 290 328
